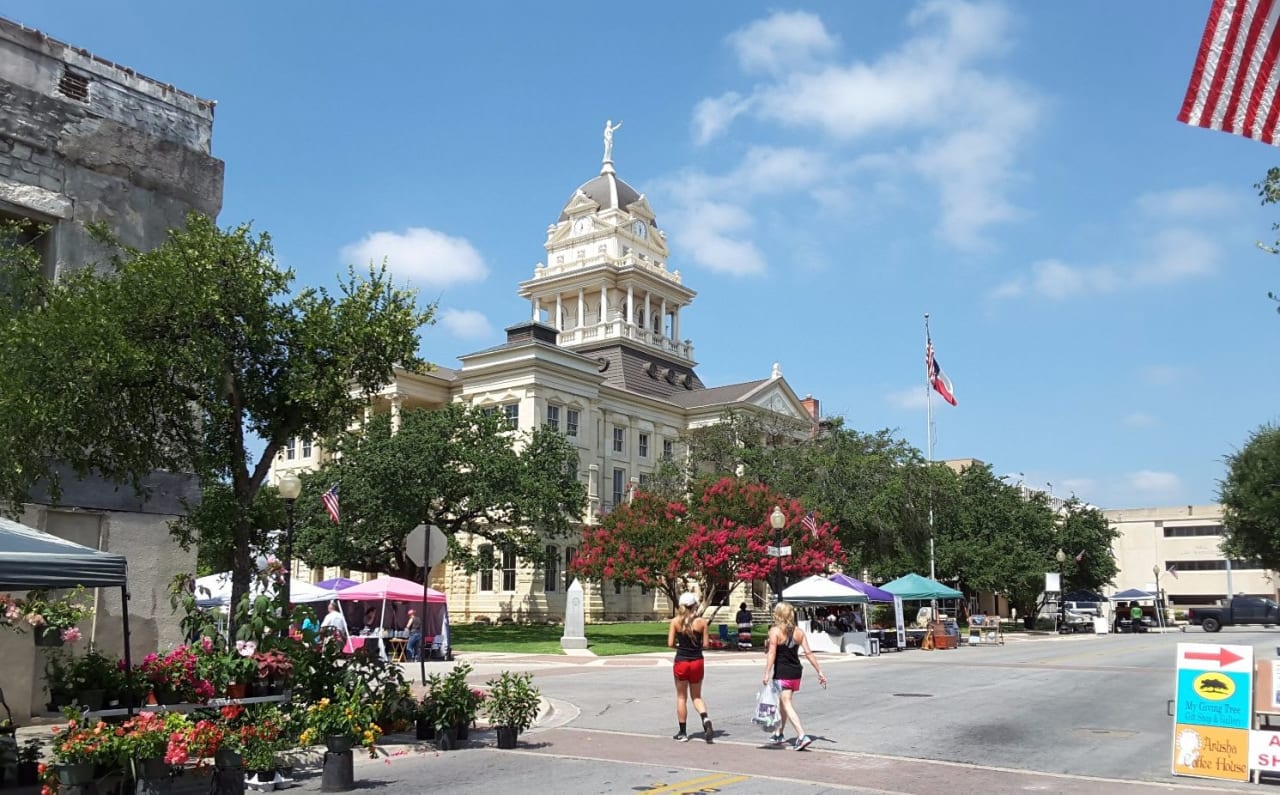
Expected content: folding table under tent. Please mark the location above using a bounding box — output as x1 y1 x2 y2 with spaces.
337 575 450 659
0 516 137 711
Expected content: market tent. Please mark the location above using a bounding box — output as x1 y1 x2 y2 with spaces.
1110 588 1157 601
316 577 358 591
193 572 338 609
338 575 450 648
828 573 894 602
880 573 963 600
0 516 127 590
782 575 869 605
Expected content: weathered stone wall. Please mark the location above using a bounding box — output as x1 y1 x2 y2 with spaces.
0 16 223 273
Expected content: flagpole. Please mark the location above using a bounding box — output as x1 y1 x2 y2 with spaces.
925 313 935 583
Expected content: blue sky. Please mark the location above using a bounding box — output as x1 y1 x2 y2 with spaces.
6 1 1279 510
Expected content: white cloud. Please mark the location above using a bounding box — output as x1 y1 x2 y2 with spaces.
1123 411 1157 428
1132 228 1220 285
692 92 752 145
726 11 838 76
885 386 928 410
674 202 767 276
438 308 493 339
340 227 488 287
991 258 1119 300
1125 470 1181 495
1136 185 1240 219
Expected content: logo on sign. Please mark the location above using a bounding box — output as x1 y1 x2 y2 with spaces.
1194 672 1236 701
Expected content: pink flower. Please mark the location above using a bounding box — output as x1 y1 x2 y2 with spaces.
61 627 82 643
235 640 257 657
25 612 45 627
200 636 214 654
4 604 20 622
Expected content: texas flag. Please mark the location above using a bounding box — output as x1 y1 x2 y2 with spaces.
926 341 957 406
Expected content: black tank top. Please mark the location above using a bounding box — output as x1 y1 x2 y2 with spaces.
674 623 704 661
773 628 803 680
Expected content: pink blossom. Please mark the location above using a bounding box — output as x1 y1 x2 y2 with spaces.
60 627 82 643
235 640 257 656
200 636 214 654
25 612 45 627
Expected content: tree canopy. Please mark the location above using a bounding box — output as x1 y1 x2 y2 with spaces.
1219 423 1280 570
291 405 586 579
0 214 432 617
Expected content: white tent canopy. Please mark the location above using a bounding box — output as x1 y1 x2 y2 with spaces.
194 571 338 609
782 575 870 605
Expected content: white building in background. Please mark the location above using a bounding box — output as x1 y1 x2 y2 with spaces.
270 127 819 622
1105 504 1275 606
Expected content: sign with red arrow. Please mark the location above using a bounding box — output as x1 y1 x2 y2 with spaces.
1182 647 1244 668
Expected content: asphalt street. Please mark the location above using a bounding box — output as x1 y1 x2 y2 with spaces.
294 628 1280 794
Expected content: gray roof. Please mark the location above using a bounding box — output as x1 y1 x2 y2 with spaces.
663 378 769 408
576 343 705 399
558 171 652 223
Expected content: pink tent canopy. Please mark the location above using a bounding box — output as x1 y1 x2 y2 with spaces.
337 575 447 603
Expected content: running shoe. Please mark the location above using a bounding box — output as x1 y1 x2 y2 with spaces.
702 717 714 743
794 735 814 751
672 732 689 742
769 733 786 745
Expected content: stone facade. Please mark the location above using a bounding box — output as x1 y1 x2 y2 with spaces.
0 17 219 721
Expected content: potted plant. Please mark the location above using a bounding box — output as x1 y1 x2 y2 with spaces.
238 709 284 784
23 587 91 647
437 663 482 741
70 649 124 711
483 671 542 749
50 720 117 786
119 711 188 786
17 737 42 785
300 687 381 756
44 650 76 710
253 650 293 695
413 692 439 741
137 646 214 704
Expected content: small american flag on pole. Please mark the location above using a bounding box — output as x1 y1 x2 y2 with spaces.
1074 550 1085 563
801 511 818 538
321 483 341 525
1167 564 1179 580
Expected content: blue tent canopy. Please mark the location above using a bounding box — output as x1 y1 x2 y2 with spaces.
1111 588 1158 601
880 572 963 600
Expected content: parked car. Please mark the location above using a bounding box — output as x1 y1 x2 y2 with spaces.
1187 596 1280 632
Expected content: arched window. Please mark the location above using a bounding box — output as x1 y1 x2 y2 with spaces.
544 545 559 592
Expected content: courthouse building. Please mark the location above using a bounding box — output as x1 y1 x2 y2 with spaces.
272 132 819 622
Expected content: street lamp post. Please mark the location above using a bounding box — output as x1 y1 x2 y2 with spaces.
277 473 302 609
1055 548 1067 631
1152 564 1162 629
770 506 786 608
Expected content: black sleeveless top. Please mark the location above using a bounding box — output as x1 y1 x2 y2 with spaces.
772 628 803 680
674 623 704 661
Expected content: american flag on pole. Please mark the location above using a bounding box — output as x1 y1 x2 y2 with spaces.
1178 0 1280 145
1167 564 1179 579
801 511 818 538
1075 549 1085 563
321 483 341 525
926 341 957 406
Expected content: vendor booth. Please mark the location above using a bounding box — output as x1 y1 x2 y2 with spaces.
1109 587 1163 632
337 575 450 659
827 574 902 653
881 573 964 649
193 571 339 610
781 576 870 654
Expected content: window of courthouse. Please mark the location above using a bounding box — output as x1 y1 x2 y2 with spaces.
544 545 559 592
479 545 494 591
501 547 517 591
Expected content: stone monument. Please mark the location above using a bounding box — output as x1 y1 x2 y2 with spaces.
561 578 588 650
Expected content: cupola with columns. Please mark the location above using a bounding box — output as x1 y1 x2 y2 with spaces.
518 121 696 363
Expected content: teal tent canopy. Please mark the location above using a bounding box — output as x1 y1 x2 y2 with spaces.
880 572 963 600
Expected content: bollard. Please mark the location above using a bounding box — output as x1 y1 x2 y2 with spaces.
320 750 354 792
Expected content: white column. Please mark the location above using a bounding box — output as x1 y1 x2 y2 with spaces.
600 285 608 323
644 291 652 334
390 395 402 434
532 298 541 322
577 287 585 328
626 285 634 326
660 298 667 337
673 307 681 341
555 293 563 331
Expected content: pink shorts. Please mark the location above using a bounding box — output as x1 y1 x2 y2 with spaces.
673 659 705 683
776 678 802 692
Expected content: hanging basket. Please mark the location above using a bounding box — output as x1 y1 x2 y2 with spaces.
34 628 64 648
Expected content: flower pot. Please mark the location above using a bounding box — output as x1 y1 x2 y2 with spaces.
17 761 39 786
136 757 170 780
324 735 353 754
415 719 435 741
79 688 105 711
251 768 275 784
35 627 64 647
435 726 458 750
495 726 518 749
249 682 269 698
145 690 158 705
57 762 94 787
226 683 247 700
455 722 469 740
214 748 242 769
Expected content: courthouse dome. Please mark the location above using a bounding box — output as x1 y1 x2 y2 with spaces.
558 170 648 223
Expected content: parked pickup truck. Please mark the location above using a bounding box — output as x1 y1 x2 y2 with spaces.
1187 596 1280 632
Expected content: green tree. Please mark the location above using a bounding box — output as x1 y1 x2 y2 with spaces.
1053 498 1120 595
0 214 431 616
291 405 586 579
1255 168 1280 313
1219 423 1280 570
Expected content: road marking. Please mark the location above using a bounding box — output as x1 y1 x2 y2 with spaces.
639 772 749 793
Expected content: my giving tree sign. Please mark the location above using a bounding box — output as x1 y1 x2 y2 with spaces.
1172 643 1252 782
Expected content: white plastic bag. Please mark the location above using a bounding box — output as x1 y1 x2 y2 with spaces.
752 681 781 730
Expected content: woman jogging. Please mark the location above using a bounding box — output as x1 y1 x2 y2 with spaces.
761 601 827 750
667 592 714 743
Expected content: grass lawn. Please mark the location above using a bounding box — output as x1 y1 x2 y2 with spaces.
449 621 773 656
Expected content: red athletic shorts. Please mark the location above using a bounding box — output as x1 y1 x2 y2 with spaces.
673 658 705 683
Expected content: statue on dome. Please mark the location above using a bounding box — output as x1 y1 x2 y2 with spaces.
603 119 622 162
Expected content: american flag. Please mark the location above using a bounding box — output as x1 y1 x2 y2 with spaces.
1179 0 1280 145
1167 564 1179 580
801 511 818 538
926 341 957 406
321 483 341 525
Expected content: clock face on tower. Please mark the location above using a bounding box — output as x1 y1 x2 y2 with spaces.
573 217 592 235
632 220 648 239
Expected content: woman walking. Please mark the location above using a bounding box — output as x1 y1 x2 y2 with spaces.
762 601 827 750
667 592 714 743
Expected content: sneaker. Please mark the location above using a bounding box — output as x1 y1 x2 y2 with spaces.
673 732 689 742
702 717 714 743
794 735 814 751
769 733 786 745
